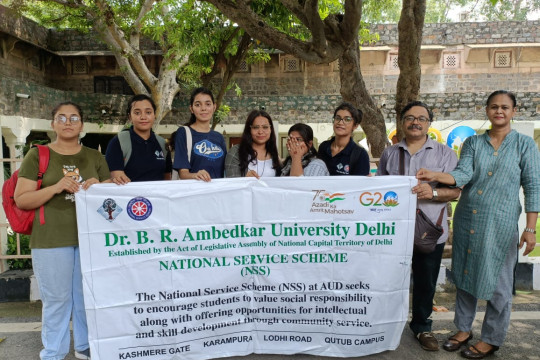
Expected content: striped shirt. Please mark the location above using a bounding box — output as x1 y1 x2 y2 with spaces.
376 137 458 243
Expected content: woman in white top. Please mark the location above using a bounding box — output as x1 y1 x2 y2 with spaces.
225 110 281 178
281 123 329 177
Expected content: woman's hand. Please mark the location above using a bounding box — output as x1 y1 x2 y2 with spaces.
111 171 131 185
287 136 307 161
81 177 100 191
519 231 537 256
416 168 437 182
54 176 81 194
246 170 260 179
194 170 211 182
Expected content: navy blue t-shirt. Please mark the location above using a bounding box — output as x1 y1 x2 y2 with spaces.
318 138 370 176
173 126 226 179
105 127 172 182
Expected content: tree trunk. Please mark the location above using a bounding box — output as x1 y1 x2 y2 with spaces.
339 37 388 158
395 0 426 140
153 64 181 126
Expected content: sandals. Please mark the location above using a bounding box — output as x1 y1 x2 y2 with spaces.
443 332 473 352
461 343 499 359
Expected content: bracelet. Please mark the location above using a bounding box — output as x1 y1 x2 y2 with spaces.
524 227 536 234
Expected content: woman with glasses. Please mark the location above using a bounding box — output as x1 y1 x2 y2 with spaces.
106 94 172 183
225 109 281 178
174 87 226 181
281 123 329 176
14 102 110 360
318 102 370 176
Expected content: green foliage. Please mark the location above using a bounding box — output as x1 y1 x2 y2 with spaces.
15 140 49 159
214 103 231 125
6 233 32 270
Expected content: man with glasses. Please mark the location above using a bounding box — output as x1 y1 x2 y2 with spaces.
376 101 460 351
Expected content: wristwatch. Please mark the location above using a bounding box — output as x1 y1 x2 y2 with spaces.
431 189 438 201
524 227 537 234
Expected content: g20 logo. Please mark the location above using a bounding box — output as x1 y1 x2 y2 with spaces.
359 191 399 207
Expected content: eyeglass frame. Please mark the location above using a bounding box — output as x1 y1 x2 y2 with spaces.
402 115 431 124
54 115 81 124
333 115 354 124
250 125 272 131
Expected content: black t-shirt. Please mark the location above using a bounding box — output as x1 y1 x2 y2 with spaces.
318 138 370 176
105 127 172 181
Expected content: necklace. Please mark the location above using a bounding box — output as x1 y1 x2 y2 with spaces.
256 159 266 176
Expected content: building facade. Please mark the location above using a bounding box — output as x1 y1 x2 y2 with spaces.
0 5 539 160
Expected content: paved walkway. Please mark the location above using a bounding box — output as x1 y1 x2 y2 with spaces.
1 291 540 359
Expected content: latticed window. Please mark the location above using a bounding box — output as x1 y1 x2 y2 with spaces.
494 51 512 68
73 58 88 74
237 60 248 72
443 53 460 69
284 58 300 72
389 54 399 70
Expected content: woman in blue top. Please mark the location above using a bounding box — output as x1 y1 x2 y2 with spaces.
318 102 370 176
174 87 227 181
281 123 329 177
417 90 540 359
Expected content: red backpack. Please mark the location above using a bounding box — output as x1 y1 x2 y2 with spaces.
2 145 50 235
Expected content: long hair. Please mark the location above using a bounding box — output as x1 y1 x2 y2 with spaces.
187 87 215 125
284 123 318 165
51 101 84 122
238 110 281 175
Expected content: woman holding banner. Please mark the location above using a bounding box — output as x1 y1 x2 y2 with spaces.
417 90 540 359
281 123 329 177
225 109 281 178
174 87 226 181
14 102 110 360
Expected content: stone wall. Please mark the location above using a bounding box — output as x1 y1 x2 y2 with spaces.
367 21 540 46
2 76 538 127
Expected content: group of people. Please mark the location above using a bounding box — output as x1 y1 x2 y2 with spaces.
105 88 372 183
12 88 539 360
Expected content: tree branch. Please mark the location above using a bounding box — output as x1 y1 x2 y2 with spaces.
133 0 157 34
203 0 361 64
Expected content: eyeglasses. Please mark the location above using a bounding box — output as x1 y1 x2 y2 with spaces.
333 115 353 124
403 115 430 123
55 115 81 124
251 125 271 131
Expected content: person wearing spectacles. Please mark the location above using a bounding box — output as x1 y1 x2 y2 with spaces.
14 102 111 360
377 100 460 352
317 102 370 176
106 94 172 184
225 110 281 178
281 123 329 176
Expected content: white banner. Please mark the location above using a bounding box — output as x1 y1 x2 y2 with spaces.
76 176 416 360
